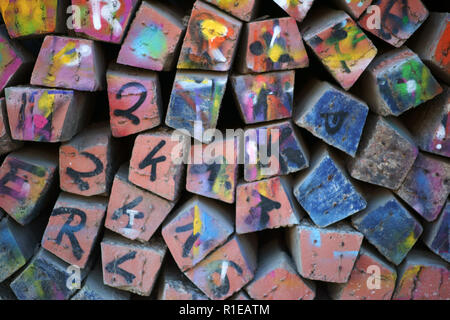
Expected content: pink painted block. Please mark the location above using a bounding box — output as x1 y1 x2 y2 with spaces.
423 200 449 263
128 128 188 201
41 193 107 269
31 36 105 91
106 64 162 138
204 0 259 22
101 233 167 296
287 219 364 283
272 0 314 22
328 245 397 300
245 241 316 300
105 164 175 242
72 0 139 43
393 250 450 300
0 98 22 156
117 0 186 71
162 196 234 272
331 0 373 19
185 234 258 300
236 176 303 234
5 86 89 142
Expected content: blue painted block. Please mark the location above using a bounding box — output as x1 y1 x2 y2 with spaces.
295 79 368 157
351 191 423 265
293 145 367 227
423 200 449 263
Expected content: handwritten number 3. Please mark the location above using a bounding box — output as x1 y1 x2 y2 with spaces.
114 82 147 125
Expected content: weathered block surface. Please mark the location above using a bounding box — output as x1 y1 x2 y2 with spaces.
331 0 373 19
272 0 314 22
186 137 239 203
162 196 234 271
0 148 58 225
31 36 105 91
185 234 258 300
72 0 139 43
41 193 107 268
0 0 66 38
245 241 316 300
165 70 228 144
59 125 117 196
0 98 22 155
359 0 429 47
393 250 450 300
239 17 308 73
423 200 449 263
10 248 86 300
230 291 251 300
106 64 162 137
302 9 377 90
294 145 367 227
236 176 303 234
351 190 423 265
328 245 397 300
117 0 185 71
358 47 442 116
347 115 419 190
105 164 175 242
294 79 369 156
394 153 450 222
204 0 259 22
287 219 363 283
231 71 294 124
177 0 242 71
101 233 167 296
244 120 309 182
129 128 188 201
5 86 89 142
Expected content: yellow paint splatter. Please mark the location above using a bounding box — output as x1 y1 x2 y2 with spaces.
268 44 285 62
192 205 202 256
200 19 228 41
37 91 55 118
46 41 78 84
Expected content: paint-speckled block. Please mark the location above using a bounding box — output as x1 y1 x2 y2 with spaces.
162 196 234 272
186 137 239 204
245 241 316 300
423 200 449 263
359 0 429 48
394 153 450 222
204 0 259 22
328 245 397 300
59 124 118 197
347 115 419 190
239 17 309 73
410 12 450 84
272 0 314 22
31 36 105 91
106 64 162 138
117 0 186 71
129 128 189 201
236 176 303 234
231 71 294 124
105 164 175 242
5 86 89 142
393 250 449 300
301 9 377 90
0 148 58 225
72 0 139 43
101 233 167 296
0 98 22 156
294 79 369 156
177 1 242 71
41 193 107 269
351 190 423 265
185 234 257 300
357 47 442 116
331 0 373 19
165 71 228 144
244 120 309 182
287 219 364 283
293 145 367 227
10 248 87 300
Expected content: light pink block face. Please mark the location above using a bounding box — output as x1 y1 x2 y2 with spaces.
0 34 23 92
72 0 138 43
343 0 373 18
236 177 300 234
101 241 166 296
185 236 256 300
272 0 314 22
31 36 102 91
41 197 107 268
107 70 161 137
298 227 363 283
117 1 185 71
